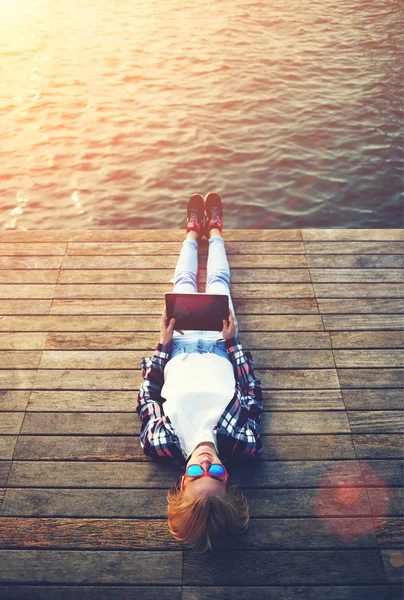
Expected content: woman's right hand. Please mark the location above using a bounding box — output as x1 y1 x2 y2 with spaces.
221 307 237 340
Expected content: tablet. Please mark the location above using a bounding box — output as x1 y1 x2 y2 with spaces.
165 292 229 331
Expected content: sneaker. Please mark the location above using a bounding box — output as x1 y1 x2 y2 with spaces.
185 193 205 238
204 192 223 236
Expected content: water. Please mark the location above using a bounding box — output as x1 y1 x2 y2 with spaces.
0 0 403 230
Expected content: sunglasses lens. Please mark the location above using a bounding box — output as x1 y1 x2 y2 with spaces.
187 464 204 477
209 464 226 476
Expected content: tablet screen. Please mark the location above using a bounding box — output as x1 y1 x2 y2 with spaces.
165 293 229 331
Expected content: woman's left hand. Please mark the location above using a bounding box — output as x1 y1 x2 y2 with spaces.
159 306 184 345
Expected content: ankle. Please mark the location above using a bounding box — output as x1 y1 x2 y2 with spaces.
186 230 199 241
208 227 221 238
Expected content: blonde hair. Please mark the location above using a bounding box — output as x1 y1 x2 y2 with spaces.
167 475 249 552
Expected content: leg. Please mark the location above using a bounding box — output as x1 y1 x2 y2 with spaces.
205 228 239 337
171 230 199 341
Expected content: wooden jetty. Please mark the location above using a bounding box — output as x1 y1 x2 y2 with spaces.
0 228 403 599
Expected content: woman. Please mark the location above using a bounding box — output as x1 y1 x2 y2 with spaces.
136 192 264 552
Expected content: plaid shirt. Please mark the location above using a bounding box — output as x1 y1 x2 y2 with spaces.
136 335 264 469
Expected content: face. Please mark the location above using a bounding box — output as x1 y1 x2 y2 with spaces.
181 443 228 500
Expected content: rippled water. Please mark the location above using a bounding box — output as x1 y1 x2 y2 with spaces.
1 0 403 230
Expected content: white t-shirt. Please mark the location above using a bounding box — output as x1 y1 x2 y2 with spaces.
161 352 236 461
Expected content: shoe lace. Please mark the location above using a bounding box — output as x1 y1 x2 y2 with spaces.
211 207 220 219
190 208 199 219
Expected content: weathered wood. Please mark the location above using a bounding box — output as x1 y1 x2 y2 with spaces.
318 299 404 313
0 257 62 269
63 253 308 269
182 550 387 585
0 300 52 314
7 460 366 489
0 549 182 583
0 314 324 331
333 350 404 368
0 333 47 350
337 369 404 388
67 241 305 255
302 230 404 242
310 269 404 283
0 587 182 600
0 351 42 369
359 460 403 487
348 412 404 434
374 518 404 547
43 332 333 350
381 549 404 583
342 390 404 410
304 242 404 254
330 331 404 348
59 268 313 284
12 433 355 462
0 285 56 299
323 316 404 330
0 463 12 486
49 298 320 315
0 371 37 389
313 283 404 297
0 413 25 435
27 367 339 390
0 271 58 284
307 254 404 268
0 244 67 256
368 489 404 516
0 391 31 411
0 437 17 460
37 349 335 370
352 434 404 459
0 230 303 242
0 516 378 550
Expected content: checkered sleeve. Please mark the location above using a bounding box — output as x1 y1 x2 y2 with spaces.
136 342 182 463
224 335 264 458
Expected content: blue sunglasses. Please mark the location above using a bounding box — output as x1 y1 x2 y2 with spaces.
181 463 229 490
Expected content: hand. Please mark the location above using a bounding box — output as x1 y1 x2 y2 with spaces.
159 306 184 345
221 307 237 340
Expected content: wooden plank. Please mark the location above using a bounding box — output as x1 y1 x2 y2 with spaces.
381 549 404 583
303 230 404 241
359 460 403 487
67 241 305 255
0 587 181 600
337 369 404 388
0 300 52 315
37 349 335 370
0 230 303 242
0 371 37 389
47 283 316 299
0 257 62 269
368 489 404 516
322 316 404 330
313 284 404 297
12 433 355 462
330 332 404 349
182 586 404 600
0 285 56 299
305 242 404 254
0 244 67 256
183 550 386 585
43 332 332 350
265 390 344 411
0 351 42 369
0 413 24 434
0 487 372 518
317 299 404 313
0 437 17 460
59 268 312 284
0 315 324 332
0 517 378 550
307 255 404 268
0 549 182 583
49 298 320 315
7 460 366 489
0 391 30 411
310 269 404 283
353 434 404 459
342 390 403 410
374 518 404 547
28 368 339 390
63 254 308 269
0 517 180 549
348 412 404 434
0 463 12 486
333 350 404 368
0 333 47 350
0 271 59 284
